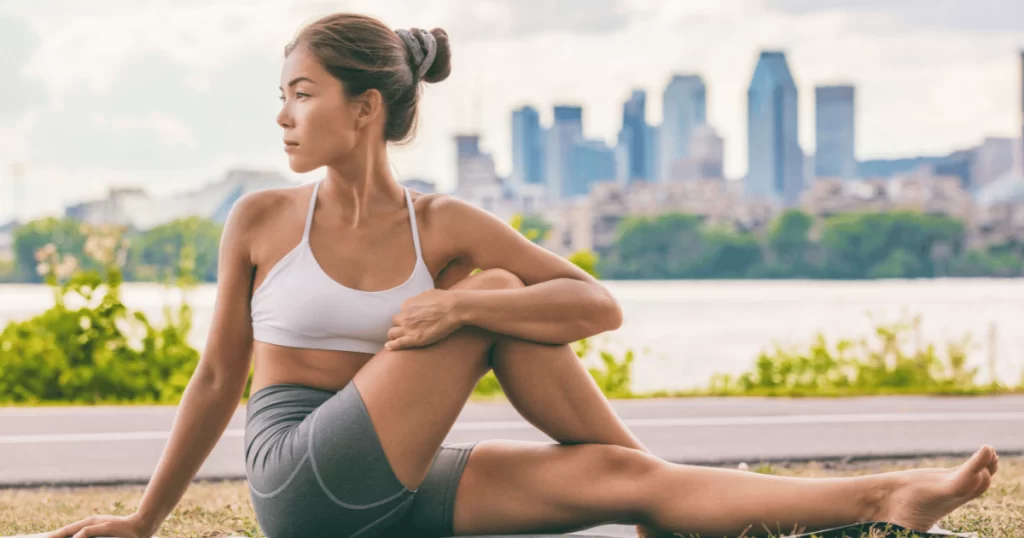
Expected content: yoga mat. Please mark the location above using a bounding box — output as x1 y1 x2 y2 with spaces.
6 521 977 538
457 521 977 537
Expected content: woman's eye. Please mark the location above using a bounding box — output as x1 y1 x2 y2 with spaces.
295 92 310 99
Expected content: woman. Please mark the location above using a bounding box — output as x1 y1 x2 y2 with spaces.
49 12 999 538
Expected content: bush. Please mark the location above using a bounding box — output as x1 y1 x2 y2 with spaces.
704 315 997 397
0 225 199 404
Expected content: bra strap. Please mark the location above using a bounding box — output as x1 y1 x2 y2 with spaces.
404 187 423 260
302 180 321 242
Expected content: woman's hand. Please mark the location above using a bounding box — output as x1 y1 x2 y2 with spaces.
385 289 462 351
48 513 152 538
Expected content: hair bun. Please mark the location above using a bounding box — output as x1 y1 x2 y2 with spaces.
421 28 451 83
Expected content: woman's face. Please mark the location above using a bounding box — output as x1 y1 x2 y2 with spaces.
277 45 366 173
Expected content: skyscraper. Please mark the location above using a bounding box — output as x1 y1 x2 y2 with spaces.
570 140 617 198
511 106 545 189
546 105 583 201
455 134 498 190
645 124 660 184
747 51 802 205
1019 50 1023 169
660 75 707 182
618 90 648 182
672 124 725 180
815 85 856 180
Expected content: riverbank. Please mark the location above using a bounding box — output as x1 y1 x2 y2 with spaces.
3 456 1019 537
5 279 1024 396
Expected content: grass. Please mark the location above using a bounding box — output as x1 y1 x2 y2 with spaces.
2 456 1020 538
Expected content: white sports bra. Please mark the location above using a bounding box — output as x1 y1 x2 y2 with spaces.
250 180 436 353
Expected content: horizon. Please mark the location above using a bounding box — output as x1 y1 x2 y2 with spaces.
2 0 1023 222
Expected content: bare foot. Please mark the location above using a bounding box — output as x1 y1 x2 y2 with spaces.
875 445 999 531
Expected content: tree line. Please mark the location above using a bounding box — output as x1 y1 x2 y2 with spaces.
598 210 1023 279
1 209 1021 284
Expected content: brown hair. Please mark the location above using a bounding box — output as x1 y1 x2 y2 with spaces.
285 13 451 144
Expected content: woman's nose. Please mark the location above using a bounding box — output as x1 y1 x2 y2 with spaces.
277 105 292 129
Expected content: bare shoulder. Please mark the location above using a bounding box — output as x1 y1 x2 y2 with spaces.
414 192 501 229
221 183 312 252
412 191 526 260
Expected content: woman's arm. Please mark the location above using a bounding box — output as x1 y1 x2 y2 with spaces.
426 196 622 345
130 194 264 534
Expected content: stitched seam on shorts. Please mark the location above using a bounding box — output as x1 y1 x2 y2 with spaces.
444 444 474 533
346 495 414 538
248 449 311 499
308 406 412 509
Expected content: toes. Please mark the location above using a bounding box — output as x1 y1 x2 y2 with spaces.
988 454 1000 476
964 446 994 474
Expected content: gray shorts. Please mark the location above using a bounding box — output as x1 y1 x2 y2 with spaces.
245 382 478 538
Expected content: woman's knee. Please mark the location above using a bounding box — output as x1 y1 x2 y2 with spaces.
595 445 659 479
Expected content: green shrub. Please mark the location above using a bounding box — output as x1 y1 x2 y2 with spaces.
704 315 997 397
0 225 199 404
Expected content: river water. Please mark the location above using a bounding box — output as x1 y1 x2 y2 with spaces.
2 279 1022 392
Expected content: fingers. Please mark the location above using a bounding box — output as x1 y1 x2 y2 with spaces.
50 516 97 538
387 326 403 340
384 336 413 351
73 521 123 538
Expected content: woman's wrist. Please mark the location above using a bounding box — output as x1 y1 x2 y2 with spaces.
447 289 476 327
130 510 161 536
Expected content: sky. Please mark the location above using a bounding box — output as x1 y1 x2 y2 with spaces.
1 0 1023 222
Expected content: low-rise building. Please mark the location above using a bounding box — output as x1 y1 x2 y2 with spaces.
65 169 295 230
801 169 974 222
546 179 776 255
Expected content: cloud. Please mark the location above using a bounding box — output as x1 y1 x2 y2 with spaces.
290 0 639 41
2 0 1023 223
764 0 1024 34
0 15 46 121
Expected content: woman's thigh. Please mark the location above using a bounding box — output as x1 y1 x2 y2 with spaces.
244 382 416 538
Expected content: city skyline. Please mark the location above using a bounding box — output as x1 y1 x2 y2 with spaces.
2 1 1024 221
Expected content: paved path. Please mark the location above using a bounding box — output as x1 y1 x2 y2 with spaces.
6 396 1015 538
2 395 1021 487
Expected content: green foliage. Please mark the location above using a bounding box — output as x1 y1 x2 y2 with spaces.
600 213 764 279
818 211 963 279
12 218 91 283
704 315 997 397
125 217 222 283
949 250 1024 277
508 213 553 244
573 337 635 398
0 258 15 283
598 209 1009 279
764 209 815 277
7 216 223 285
567 249 600 278
0 225 200 404
697 227 763 278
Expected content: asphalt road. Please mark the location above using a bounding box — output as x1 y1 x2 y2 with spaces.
2 395 1022 488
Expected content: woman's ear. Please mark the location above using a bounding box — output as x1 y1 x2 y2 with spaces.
354 89 384 131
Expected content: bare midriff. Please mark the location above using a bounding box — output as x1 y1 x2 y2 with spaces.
249 341 375 395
